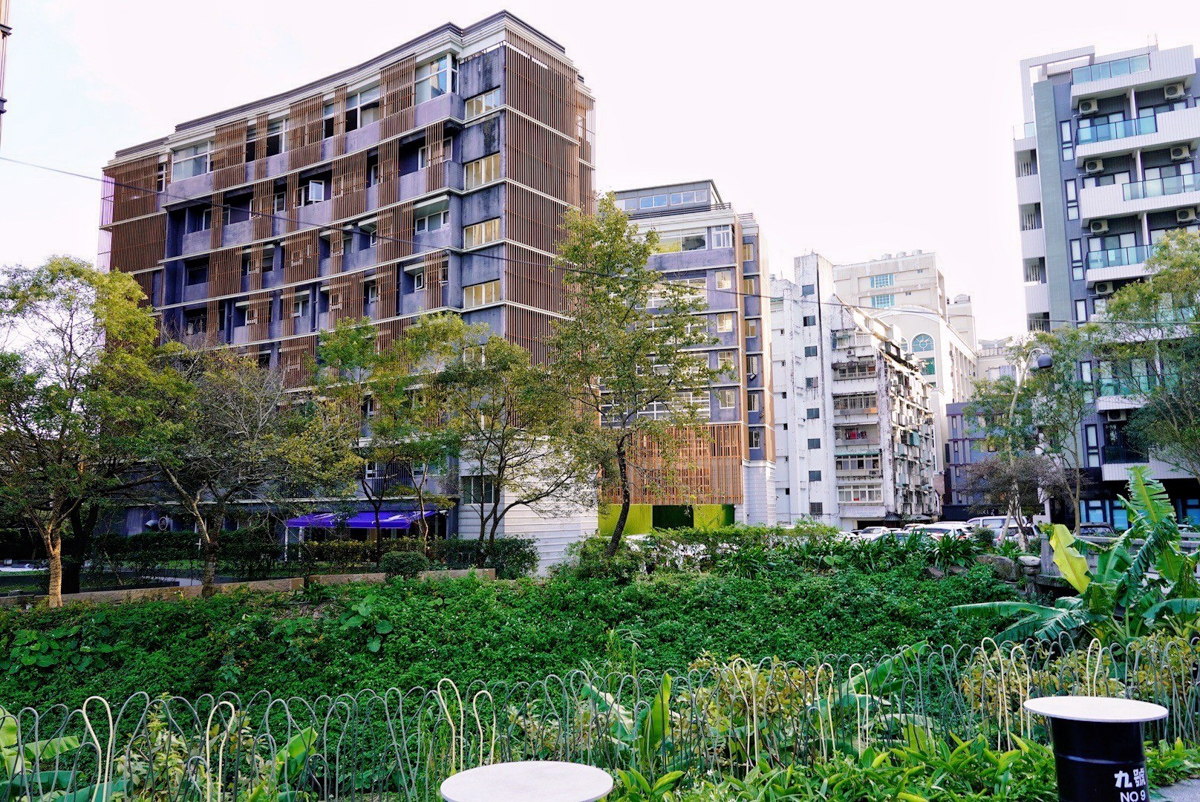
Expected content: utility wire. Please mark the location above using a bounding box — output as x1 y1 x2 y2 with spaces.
0 154 1188 328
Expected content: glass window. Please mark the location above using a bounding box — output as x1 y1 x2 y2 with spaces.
715 271 732 289
712 225 732 249
415 209 449 233
869 273 894 288
1085 424 1100 467
1065 179 1078 220
807 407 820 419
805 377 819 389
415 54 456 104
717 388 736 408
743 276 757 295
172 142 212 181
464 153 500 189
465 88 500 120
745 318 759 338
871 294 895 308
462 474 497 504
808 470 822 481
749 429 762 449
802 283 815 296
716 313 734 333
912 334 934 352
742 242 756 262
655 229 708 253
717 351 735 372
804 345 818 357
1060 121 1074 162
463 279 500 309
810 502 824 516
464 218 501 248
1075 299 1088 323
803 315 817 327
748 392 761 412
746 354 760 374
418 137 453 169
807 438 821 449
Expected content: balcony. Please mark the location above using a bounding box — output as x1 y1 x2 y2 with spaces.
1015 173 1042 205
1024 282 1049 315
1071 45 1194 106
1019 226 1045 259
1085 245 1151 283
1076 106 1200 163
1080 172 1200 223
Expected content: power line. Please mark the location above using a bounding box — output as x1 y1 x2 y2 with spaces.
0 154 1187 329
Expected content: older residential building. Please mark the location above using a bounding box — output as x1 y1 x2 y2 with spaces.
99 12 599 565
772 255 939 530
1016 43 1200 526
611 182 776 529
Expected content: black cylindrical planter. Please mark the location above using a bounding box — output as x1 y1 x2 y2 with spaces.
1025 696 1168 802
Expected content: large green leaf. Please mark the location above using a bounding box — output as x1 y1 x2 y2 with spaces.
1050 525 1091 594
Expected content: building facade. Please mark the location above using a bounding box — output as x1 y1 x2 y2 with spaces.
1016 43 1200 526
0 0 11 146
611 182 776 528
772 255 939 530
99 12 599 564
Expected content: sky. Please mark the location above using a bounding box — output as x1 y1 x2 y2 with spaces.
0 0 1191 340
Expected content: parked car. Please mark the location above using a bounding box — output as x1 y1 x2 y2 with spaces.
912 522 971 541
1078 523 1117 539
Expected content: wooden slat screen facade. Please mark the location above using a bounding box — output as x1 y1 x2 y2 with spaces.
279 287 295 337
105 155 160 223
504 244 564 313
285 172 300 233
210 192 225 250
331 85 348 157
379 58 416 140
132 272 158 308
505 184 565 255
328 271 364 326
286 95 324 171
107 215 166 274
252 180 274 240
212 120 248 191
248 292 271 342
505 113 578 204
423 121 446 192
283 230 319 284
376 318 410 352
503 31 577 138
421 250 447 311
377 139 399 207
504 306 555 366
375 263 398 322
209 248 241 298
252 112 270 175
332 152 368 220
605 423 744 506
205 300 221 347
281 335 319 389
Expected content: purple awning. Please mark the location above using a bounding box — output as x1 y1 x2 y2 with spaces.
285 510 437 529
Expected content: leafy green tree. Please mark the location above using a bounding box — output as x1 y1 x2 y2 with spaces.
549 196 716 556
440 335 594 550
141 349 302 597
0 257 159 606
1099 229 1200 485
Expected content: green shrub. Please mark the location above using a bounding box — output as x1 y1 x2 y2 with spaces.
380 551 430 580
432 537 538 579
299 540 371 570
567 536 648 582
970 526 996 550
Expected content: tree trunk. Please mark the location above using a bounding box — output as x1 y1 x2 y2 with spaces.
606 438 631 557
200 521 219 599
46 538 63 608
63 505 99 596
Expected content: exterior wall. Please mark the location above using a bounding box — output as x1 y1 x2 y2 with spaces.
832 251 946 316
457 490 596 572
1016 43 1200 526
0 0 9 146
99 12 596 554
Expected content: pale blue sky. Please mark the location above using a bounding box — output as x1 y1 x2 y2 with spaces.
0 0 1192 338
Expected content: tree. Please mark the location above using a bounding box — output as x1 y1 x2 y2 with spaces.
548 195 716 556
142 349 302 597
0 257 158 606
440 334 593 550
961 454 1071 533
1099 229 1200 485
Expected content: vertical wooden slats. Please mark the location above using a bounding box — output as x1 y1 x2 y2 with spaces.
210 192 225 250
252 180 274 240
375 263 398 322
329 271 364 325
281 334 319 389
380 57 416 140
503 31 577 137
377 139 399 207
105 155 160 222
253 112 270 175
332 152 368 220
503 306 555 366
208 248 241 297
505 113 577 204
605 423 744 505
212 120 248 191
106 215 166 274
331 85 348 158
421 250 446 311
285 173 299 233
423 121 445 192
283 230 320 284
279 287 295 337
506 184 564 255
286 94 324 171
247 244 266 292
205 300 221 347
248 291 271 341
375 318 410 353
504 244 564 314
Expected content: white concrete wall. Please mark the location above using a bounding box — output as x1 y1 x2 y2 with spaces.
457 492 597 573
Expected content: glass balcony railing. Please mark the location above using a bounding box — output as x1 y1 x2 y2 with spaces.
1023 122 1037 138
1072 54 1151 84
1086 245 1150 269
1123 173 1200 200
1098 376 1157 396
1076 116 1157 145
1103 444 1148 464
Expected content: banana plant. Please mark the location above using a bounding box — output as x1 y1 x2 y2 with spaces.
955 467 1200 645
581 673 684 779
245 727 318 802
0 706 82 798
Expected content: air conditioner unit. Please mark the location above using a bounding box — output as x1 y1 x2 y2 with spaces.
1078 98 1100 115
1105 409 1130 422
1090 219 1110 234
1171 145 1192 161
1084 159 1105 174
1178 208 1197 223
1094 281 1115 296
1165 83 1187 101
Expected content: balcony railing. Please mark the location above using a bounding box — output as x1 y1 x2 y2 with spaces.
1098 376 1157 396
834 406 878 417
1123 173 1200 201
1072 54 1151 84
1087 245 1150 269
1076 116 1157 145
1103 444 1148 464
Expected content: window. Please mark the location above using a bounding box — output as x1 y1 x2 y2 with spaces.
712 225 732 249
716 313 734 333
911 334 934 352
365 281 379 305
807 438 821 449
871 294 895 308
742 242 756 262
345 86 381 132
869 273 894 288
809 502 824 516
1075 299 1088 323
745 318 759 338
804 345 818 357
638 194 668 209
415 209 449 233
801 283 815 296
1060 120 1073 162
805 377 819 389
273 192 286 213
295 180 325 206
838 485 882 503
717 351 735 372
655 228 708 253
465 88 501 120
808 470 822 482
746 354 760 375
418 137 453 169
185 264 208 285
155 162 168 192
802 315 817 327
920 358 936 376
172 142 212 181
462 475 497 505
715 270 732 289
464 153 500 189
716 388 736 408
415 54 456 104
668 189 708 205
464 218 501 248
1085 424 1100 468
292 292 310 319
748 392 761 412
1065 179 1078 220
463 279 500 309
194 208 212 233
743 276 757 295
749 429 762 449
806 407 820 419
1070 238 1084 281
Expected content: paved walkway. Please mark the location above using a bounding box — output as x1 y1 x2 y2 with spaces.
1158 779 1200 800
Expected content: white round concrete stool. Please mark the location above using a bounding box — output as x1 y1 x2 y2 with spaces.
440 761 614 802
